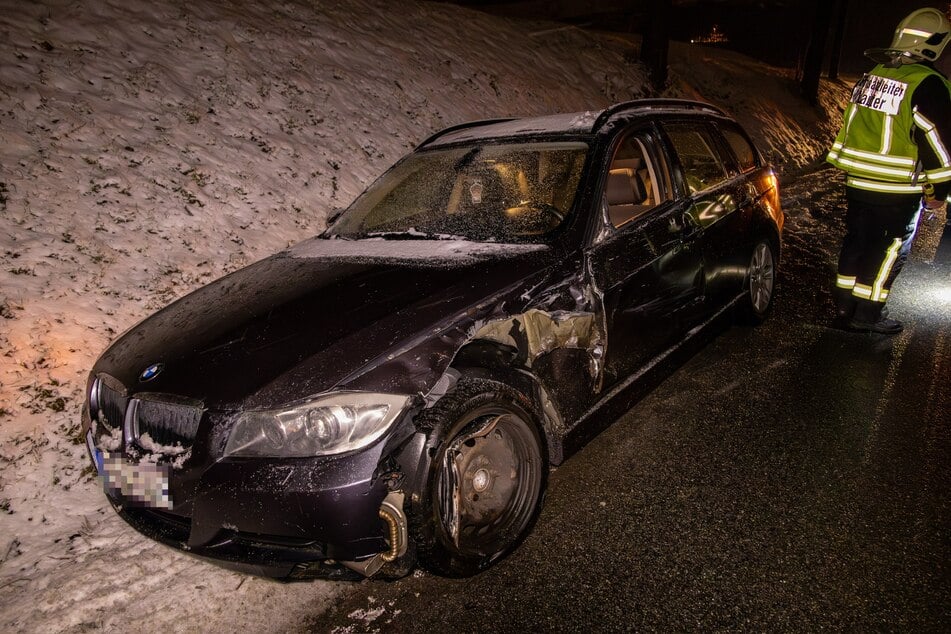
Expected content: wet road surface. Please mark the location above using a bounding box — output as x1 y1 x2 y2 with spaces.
304 169 950 632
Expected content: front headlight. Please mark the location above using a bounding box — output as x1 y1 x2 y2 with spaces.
223 392 409 458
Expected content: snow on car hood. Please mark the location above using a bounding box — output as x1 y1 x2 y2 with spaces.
287 236 548 264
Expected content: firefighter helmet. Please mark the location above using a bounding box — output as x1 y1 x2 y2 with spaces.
872 8 951 64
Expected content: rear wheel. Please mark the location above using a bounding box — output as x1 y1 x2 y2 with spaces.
410 378 547 577
738 239 776 324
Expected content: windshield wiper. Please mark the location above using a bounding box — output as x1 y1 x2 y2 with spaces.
364 230 446 240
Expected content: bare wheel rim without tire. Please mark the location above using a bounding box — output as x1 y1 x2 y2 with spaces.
436 407 542 559
749 242 774 314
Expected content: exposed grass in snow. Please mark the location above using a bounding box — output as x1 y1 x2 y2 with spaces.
0 0 847 630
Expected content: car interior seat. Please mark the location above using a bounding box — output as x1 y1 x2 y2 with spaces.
606 160 652 228
611 158 655 206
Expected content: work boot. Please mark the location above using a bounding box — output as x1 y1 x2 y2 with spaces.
833 287 856 318
848 316 904 334
831 286 856 330
848 300 903 335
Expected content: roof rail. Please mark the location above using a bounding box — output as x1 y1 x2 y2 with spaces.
416 118 517 149
593 99 727 130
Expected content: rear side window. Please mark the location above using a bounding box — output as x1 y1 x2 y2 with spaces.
720 124 758 172
662 122 729 194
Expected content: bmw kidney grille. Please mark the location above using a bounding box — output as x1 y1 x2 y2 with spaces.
89 375 204 452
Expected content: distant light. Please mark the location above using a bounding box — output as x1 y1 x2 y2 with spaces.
693 24 729 45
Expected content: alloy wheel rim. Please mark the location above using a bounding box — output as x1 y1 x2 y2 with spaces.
749 243 774 314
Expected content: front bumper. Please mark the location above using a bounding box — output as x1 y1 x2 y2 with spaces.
119 505 365 580
84 408 411 579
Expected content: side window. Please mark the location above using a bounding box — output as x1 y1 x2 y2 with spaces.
719 123 759 172
663 122 730 194
604 130 671 229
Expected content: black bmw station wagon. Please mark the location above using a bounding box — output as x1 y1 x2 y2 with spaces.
82 99 783 579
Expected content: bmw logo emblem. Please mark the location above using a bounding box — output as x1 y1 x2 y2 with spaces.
139 363 164 382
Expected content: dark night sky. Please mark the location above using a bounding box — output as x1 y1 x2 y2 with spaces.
447 1 947 73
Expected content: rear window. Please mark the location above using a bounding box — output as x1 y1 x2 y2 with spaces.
663 122 729 194
720 124 758 172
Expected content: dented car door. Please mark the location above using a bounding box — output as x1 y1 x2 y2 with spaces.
585 125 705 388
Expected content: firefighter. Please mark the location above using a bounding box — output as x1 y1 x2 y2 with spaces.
827 7 951 334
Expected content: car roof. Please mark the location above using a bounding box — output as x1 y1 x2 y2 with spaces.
418 99 729 149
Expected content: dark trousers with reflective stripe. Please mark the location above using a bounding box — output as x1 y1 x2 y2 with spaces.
835 193 919 322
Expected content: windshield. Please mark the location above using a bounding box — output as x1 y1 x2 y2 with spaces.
327 141 588 243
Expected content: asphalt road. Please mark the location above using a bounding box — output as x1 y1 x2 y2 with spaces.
304 169 950 632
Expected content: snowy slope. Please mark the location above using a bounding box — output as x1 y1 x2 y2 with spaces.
666 40 852 169
0 0 845 631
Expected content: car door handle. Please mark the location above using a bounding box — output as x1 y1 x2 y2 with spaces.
669 212 700 238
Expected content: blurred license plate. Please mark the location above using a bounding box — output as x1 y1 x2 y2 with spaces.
87 431 172 509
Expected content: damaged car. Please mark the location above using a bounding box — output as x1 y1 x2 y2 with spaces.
82 99 783 579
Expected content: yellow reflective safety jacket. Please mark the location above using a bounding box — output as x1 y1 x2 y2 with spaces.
827 63 951 195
